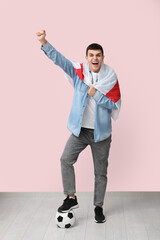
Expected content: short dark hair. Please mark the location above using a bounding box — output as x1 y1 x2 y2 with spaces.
86 43 104 56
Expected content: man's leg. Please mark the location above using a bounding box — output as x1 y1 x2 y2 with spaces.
58 132 88 212
60 133 88 196
90 135 112 207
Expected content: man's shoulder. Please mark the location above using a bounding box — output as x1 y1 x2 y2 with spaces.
71 61 83 69
103 63 115 73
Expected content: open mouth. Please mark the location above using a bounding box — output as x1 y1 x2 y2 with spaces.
92 62 98 66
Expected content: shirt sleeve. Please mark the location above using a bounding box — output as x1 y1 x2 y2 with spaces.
92 90 118 109
41 42 77 84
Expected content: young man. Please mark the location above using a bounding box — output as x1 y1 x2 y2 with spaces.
36 30 121 223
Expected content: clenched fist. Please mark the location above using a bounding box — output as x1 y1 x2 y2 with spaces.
36 30 47 46
88 86 97 97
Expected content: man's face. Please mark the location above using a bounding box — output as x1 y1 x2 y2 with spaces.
85 49 104 73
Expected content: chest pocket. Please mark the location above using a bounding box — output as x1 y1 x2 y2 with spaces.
78 81 89 93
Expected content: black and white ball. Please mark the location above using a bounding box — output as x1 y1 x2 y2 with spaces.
55 210 76 228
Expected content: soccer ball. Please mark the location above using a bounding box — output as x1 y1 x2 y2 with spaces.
55 210 76 228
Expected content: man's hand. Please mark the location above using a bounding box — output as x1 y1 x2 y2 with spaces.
88 86 97 96
36 30 47 46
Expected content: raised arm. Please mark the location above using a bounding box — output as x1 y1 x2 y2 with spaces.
36 30 77 83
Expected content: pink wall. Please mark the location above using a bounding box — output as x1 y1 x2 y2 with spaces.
0 0 160 191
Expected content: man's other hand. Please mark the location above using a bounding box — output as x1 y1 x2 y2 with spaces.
88 86 97 96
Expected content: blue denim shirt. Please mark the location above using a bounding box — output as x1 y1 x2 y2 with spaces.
41 42 118 142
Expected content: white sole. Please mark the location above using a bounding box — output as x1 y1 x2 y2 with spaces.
59 204 79 213
95 219 106 223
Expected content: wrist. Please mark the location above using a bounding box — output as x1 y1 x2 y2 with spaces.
40 39 47 46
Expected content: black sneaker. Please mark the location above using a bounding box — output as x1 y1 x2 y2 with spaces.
94 206 106 223
58 195 79 213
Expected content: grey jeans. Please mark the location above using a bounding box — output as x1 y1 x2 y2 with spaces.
60 127 112 207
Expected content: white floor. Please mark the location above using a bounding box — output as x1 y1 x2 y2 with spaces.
0 192 160 240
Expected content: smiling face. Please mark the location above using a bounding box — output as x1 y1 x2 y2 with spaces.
86 49 104 73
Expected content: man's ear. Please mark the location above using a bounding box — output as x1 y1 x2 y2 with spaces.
85 56 88 61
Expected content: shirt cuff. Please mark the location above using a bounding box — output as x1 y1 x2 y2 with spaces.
41 41 52 53
92 90 102 101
